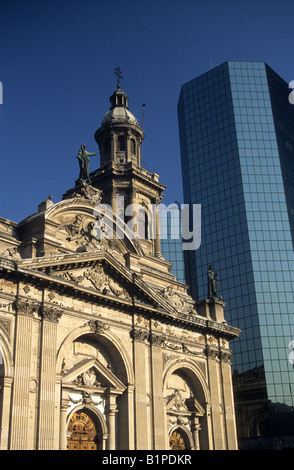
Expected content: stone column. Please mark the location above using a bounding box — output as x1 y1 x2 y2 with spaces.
126 131 131 162
154 198 162 258
131 328 149 450
37 305 62 450
111 131 116 161
191 418 201 450
110 187 118 214
9 299 37 450
105 391 118 450
149 332 166 449
59 393 69 450
0 376 13 450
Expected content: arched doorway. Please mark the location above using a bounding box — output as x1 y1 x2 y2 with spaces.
67 409 98 450
169 428 191 450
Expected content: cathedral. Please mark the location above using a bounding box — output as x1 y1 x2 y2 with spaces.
0 75 240 450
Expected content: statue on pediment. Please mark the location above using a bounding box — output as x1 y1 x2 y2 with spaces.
76 144 97 184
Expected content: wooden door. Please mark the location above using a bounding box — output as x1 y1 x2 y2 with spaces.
67 410 97 450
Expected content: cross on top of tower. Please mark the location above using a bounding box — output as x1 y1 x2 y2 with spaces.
114 67 123 89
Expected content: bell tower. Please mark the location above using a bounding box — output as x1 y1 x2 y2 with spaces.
90 69 166 258
94 68 144 168
64 69 166 258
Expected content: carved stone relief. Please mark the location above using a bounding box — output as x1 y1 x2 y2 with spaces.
74 368 101 388
57 214 122 255
54 263 131 299
159 286 195 314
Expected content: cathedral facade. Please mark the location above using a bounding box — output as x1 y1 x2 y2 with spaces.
0 79 240 450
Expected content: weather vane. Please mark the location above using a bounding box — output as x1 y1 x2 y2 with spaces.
114 67 123 88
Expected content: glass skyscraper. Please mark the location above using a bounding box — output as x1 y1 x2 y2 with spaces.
177 61 294 449
160 205 187 285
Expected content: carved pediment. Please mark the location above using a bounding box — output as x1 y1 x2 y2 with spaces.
166 390 189 414
62 357 126 393
166 390 205 417
52 262 131 299
18 252 192 316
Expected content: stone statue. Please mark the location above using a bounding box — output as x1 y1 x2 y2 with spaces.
207 264 218 299
76 144 97 184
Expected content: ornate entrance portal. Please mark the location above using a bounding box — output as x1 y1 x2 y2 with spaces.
67 410 97 450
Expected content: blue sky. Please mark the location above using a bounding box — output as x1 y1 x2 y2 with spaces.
1 0 293 222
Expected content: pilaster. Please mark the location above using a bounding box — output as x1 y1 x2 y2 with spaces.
205 344 226 449
37 304 62 450
131 327 149 450
0 376 13 450
9 299 37 449
219 347 238 449
149 331 166 450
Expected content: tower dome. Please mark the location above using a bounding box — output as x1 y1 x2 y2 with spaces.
95 80 144 168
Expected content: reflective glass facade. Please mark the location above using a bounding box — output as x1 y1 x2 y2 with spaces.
178 61 294 449
160 206 187 284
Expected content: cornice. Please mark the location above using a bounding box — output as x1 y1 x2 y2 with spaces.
0 255 241 339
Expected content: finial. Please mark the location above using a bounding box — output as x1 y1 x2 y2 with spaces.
114 67 123 89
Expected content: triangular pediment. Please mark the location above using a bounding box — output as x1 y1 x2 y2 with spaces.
62 357 126 393
17 251 180 315
166 390 205 417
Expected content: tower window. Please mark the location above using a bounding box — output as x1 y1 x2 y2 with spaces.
131 139 136 155
118 136 125 151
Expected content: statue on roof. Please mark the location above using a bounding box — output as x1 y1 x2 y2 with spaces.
207 264 218 299
76 143 97 184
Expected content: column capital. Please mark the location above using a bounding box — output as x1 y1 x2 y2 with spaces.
149 332 166 347
13 298 39 317
130 328 149 343
39 304 63 323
